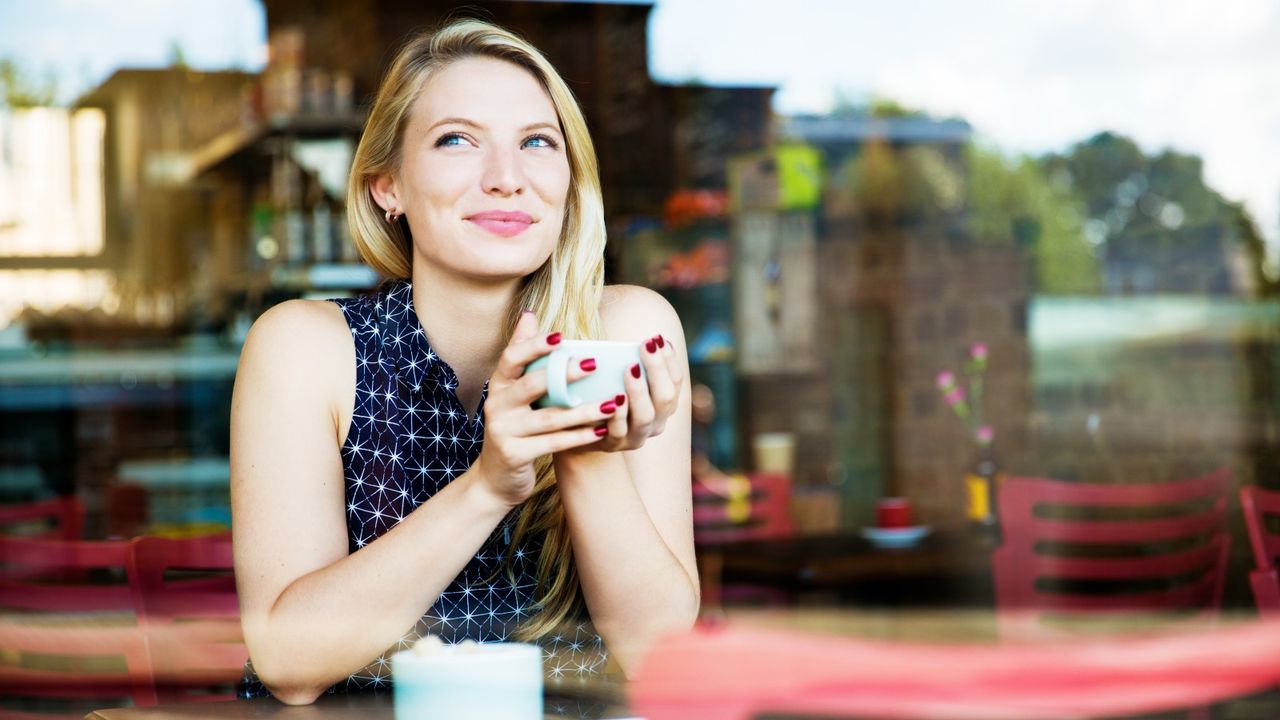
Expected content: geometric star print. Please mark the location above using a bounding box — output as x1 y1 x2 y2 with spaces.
240 281 607 701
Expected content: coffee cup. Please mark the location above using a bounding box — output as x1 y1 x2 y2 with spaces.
752 432 796 475
525 339 645 409
876 497 913 529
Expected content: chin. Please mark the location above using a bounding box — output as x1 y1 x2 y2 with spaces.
417 240 554 284
459 253 551 283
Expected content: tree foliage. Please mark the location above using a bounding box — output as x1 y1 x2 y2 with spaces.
1041 131 1268 295
967 144 1101 294
0 58 57 108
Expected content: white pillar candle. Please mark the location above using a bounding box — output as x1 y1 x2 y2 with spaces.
392 640 543 720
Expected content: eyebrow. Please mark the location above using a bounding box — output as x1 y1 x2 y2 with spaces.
426 117 562 135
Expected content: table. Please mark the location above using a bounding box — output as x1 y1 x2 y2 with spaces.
85 680 631 719
84 610 1280 720
715 526 998 606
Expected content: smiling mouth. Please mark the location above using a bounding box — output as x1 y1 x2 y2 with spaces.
467 213 534 238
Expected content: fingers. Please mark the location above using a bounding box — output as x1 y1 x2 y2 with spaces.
510 308 539 344
507 353 599 406
598 391 630 444
623 357 655 440
495 314 561 383
532 425 614 456
640 335 678 428
516 396 619 436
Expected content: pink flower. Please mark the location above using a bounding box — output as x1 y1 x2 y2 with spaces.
976 425 994 445
935 370 956 390
945 387 966 406
971 342 988 361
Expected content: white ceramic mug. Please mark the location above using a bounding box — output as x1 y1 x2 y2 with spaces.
525 339 645 409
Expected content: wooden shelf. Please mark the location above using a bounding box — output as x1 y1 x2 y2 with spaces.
182 112 366 182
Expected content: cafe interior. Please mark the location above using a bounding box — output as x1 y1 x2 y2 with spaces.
3 0 1280 718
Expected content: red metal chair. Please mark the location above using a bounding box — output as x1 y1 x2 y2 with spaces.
693 472 793 606
0 537 134 612
1239 486 1280 615
0 496 83 540
126 534 246 704
992 468 1232 638
0 537 156 712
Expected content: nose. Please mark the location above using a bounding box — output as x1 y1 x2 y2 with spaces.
482 147 524 196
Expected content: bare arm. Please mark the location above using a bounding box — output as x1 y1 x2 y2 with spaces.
553 286 699 675
230 300 514 703
231 302 613 704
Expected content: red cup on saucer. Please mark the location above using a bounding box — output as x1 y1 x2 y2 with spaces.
876 497 913 529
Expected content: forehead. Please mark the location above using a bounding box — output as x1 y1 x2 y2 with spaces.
412 55 560 130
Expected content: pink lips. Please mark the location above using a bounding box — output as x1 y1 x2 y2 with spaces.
467 210 534 238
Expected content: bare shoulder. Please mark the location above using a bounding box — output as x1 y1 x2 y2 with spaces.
599 284 685 343
243 298 350 351
236 298 354 403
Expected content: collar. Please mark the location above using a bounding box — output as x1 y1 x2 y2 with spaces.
378 281 457 396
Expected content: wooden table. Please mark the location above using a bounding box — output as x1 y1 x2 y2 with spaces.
715 526 998 606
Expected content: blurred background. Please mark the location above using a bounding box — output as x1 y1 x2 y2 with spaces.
1 0 1277 586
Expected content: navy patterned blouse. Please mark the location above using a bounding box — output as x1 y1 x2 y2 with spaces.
239 280 608 699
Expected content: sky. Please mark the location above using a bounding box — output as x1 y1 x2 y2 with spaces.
2 0 1278 254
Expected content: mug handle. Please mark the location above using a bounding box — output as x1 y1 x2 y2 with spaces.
544 348 580 408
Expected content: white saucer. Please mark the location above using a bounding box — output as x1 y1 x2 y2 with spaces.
859 525 932 548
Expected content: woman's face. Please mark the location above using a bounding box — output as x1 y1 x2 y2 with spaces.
388 56 571 283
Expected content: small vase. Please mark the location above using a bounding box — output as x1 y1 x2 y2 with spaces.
964 447 1002 526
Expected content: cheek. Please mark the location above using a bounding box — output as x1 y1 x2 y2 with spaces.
416 163 471 205
531 160 571 209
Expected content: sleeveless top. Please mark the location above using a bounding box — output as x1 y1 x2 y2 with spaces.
239 280 608 698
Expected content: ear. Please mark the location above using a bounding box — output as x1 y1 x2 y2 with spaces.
369 173 399 213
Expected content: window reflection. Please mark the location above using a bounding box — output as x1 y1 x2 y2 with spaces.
0 4 1278 711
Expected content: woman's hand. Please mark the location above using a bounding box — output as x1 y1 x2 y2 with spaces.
577 333 686 454
471 311 620 507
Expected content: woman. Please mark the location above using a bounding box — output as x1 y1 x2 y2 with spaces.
230 19 697 704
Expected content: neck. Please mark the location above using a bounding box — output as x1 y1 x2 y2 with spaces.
410 261 523 382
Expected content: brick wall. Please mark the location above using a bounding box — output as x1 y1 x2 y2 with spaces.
734 213 1035 528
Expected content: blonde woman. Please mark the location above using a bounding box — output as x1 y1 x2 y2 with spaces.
229 19 696 704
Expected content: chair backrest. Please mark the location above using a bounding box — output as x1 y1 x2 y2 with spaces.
127 534 246 704
991 468 1232 634
0 537 135 612
0 536 155 707
693 473 793 545
0 496 83 540
1238 486 1280 615
0 624 155 706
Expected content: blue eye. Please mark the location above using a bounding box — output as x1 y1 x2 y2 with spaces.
435 133 468 147
523 133 558 150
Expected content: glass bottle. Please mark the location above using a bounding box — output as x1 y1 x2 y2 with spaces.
964 445 1000 527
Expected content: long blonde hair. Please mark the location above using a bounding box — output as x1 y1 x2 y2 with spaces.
346 20 606 640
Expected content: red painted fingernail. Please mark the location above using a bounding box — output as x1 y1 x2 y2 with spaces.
656 335 666 349
580 358 597 372
600 400 617 414
630 363 642 379
594 426 609 437
615 394 626 406
546 332 562 345
645 339 657 353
